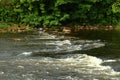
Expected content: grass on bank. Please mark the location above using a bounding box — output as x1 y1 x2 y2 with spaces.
0 23 10 28
0 23 33 33
0 22 120 33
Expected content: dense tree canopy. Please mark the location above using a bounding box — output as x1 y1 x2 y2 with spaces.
0 0 120 27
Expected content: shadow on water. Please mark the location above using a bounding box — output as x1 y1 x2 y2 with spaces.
72 30 120 58
73 30 115 40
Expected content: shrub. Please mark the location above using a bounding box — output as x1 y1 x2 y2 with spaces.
0 0 120 28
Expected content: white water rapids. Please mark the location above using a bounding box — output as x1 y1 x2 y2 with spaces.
0 33 120 80
1 54 119 80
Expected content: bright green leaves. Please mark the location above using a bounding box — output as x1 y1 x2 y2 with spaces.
55 0 71 6
79 4 91 12
87 0 101 3
40 3 45 14
20 0 37 3
21 13 42 26
13 8 23 12
28 4 33 11
0 0 120 27
112 2 120 13
20 0 25 3
60 14 69 21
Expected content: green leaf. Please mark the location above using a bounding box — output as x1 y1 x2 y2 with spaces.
50 20 60 26
60 14 69 21
55 0 73 6
112 2 120 13
13 8 23 12
20 0 25 3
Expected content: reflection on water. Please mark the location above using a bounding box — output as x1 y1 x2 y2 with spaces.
0 31 120 80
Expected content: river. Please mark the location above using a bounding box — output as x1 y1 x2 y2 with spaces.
0 30 120 80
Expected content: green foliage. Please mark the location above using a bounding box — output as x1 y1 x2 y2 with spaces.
0 0 120 27
0 23 10 28
112 1 120 13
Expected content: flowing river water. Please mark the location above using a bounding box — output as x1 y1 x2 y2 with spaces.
0 30 120 80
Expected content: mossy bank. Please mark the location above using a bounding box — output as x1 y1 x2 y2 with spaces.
0 23 34 33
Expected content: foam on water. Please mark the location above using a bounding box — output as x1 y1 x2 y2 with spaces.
16 54 120 77
17 39 106 59
61 54 120 77
17 52 32 56
37 39 105 53
56 55 120 80
2 54 120 80
104 59 117 63
56 40 72 46
11 35 119 79
45 40 71 46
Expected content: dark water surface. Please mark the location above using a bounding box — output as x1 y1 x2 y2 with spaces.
0 30 120 80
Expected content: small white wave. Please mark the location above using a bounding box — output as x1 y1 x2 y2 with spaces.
0 71 4 75
62 40 71 45
54 45 82 52
46 40 71 46
55 40 72 46
17 65 24 69
93 43 105 48
18 52 32 56
58 76 79 80
83 42 105 50
104 60 117 63
59 54 103 66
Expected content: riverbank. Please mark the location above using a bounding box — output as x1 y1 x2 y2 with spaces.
0 23 116 34
0 23 34 33
46 25 115 35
